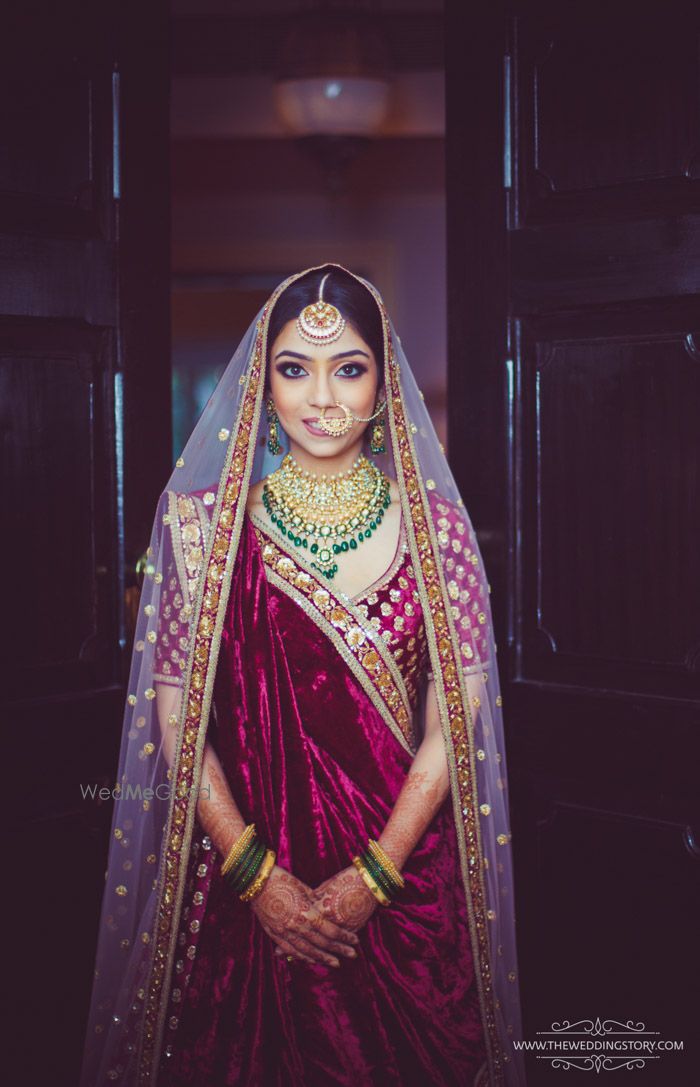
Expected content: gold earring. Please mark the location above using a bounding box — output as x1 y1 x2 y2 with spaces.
266 398 282 455
370 400 386 454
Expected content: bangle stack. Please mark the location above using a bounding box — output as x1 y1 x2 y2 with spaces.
352 838 405 907
220 823 276 903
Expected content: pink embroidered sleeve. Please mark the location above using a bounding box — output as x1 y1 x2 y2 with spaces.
153 554 192 687
431 493 492 674
153 489 214 687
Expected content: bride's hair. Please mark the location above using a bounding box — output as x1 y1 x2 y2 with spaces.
264 265 385 395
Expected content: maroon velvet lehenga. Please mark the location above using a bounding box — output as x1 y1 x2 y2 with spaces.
157 509 487 1086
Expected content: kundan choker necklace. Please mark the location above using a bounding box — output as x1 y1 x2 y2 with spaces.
262 452 391 580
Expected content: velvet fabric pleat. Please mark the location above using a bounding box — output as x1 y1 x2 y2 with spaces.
160 514 486 1086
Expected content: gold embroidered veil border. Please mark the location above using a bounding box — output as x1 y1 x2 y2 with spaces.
78 264 526 1087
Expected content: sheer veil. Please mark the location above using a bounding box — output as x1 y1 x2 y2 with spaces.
79 263 526 1086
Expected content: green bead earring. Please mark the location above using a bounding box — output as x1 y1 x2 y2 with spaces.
266 398 282 455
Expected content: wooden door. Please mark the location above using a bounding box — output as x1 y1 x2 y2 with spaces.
445 3 700 1083
1 3 170 1083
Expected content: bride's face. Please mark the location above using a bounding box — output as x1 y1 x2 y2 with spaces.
268 318 381 461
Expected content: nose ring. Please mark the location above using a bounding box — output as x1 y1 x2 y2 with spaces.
316 402 353 436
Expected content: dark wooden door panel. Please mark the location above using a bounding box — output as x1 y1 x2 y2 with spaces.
518 802 700 1083
514 9 700 224
0 41 115 238
0 320 118 700
511 217 700 310
2 3 170 1084
0 74 92 202
446 2 700 1082
509 681 699 834
518 312 700 700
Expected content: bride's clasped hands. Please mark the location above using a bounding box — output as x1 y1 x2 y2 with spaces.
248 863 379 967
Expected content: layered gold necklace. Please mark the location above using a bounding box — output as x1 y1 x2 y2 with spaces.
262 452 391 580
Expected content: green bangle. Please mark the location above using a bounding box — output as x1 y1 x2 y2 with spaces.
222 836 259 889
360 849 397 898
369 853 402 896
231 838 267 893
365 844 404 895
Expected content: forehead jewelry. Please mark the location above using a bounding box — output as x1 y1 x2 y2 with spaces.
296 272 347 345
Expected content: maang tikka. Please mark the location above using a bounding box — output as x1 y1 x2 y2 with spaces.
296 272 346 345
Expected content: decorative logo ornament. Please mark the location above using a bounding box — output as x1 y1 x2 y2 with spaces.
296 272 346 345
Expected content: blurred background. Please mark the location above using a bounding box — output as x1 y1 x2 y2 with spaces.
170 0 447 457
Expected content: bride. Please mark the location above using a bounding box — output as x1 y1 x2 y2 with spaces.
80 263 525 1086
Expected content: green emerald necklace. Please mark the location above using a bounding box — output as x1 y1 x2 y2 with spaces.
262 452 391 580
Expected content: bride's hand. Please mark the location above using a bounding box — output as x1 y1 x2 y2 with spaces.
309 863 380 933
249 864 360 967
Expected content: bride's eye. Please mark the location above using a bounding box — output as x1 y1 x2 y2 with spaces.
337 363 368 378
277 363 307 378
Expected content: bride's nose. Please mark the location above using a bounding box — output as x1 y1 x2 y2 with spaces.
308 370 338 409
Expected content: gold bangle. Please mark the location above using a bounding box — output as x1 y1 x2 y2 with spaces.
221 823 256 877
222 823 256 873
367 839 405 890
352 854 391 906
240 848 277 903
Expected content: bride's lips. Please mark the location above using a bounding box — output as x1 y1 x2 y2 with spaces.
302 418 336 437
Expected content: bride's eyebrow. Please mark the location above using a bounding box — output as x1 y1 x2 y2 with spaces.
273 349 370 362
